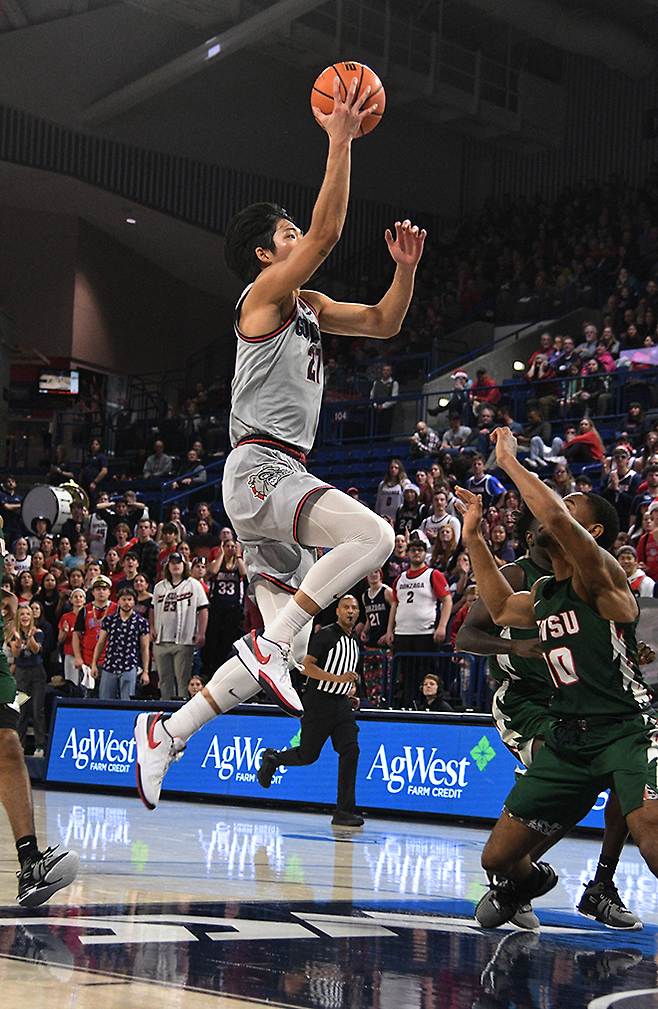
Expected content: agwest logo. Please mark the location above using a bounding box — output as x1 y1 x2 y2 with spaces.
366 744 471 795
201 735 281 783
60 728 136 772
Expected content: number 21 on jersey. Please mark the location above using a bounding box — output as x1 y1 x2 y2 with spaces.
307 345 322 384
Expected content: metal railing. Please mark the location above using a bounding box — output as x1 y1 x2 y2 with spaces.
159 458 226 517
316 363 657 448
362 647 492 712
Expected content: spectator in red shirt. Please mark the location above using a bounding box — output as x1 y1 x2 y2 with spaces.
636 501 658 581
113 523 138 559
526 331 553 370
57 587 87 684
470 367 500 416
72 575 118 678
157 522 180 582
103 547 124 598
562 416 606 464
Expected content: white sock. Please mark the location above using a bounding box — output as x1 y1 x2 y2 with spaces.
265 598 312 645
166 689 215 743
166 654 259 742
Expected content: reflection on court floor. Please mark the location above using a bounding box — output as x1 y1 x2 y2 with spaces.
0 792 657 1009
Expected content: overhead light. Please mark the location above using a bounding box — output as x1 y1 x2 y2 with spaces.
513 360 525 371
438 398 450 407
125 217 136 225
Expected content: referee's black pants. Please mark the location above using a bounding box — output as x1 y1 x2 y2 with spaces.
274 689 360 814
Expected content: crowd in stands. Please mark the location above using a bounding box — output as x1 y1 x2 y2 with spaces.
12 169 658 739
0 476 257 754
311 166 658 393
351 309 658 709
9 323 658 735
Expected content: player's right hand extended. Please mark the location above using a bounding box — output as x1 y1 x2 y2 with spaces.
454 486 483 542
491 426 519 465
313 75 375 142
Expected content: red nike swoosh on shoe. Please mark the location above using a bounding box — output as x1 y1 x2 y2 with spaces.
147 716 162 749
252 631 271 665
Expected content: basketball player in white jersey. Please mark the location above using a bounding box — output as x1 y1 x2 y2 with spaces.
135 73 426 810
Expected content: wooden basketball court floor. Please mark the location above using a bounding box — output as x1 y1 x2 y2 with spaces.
1 788 658 1009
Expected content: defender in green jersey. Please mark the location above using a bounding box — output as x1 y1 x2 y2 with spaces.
456 427 658 930
0 518 79 906
456 503 642 930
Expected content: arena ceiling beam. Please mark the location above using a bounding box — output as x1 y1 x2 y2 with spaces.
1 0 29 29
81 0 329 124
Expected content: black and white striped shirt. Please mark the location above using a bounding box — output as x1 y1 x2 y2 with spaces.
306 623 360 696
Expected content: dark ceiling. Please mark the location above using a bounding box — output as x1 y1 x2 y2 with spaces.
1 0 657 297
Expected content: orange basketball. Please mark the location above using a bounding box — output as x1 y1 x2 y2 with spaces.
311 61 385 137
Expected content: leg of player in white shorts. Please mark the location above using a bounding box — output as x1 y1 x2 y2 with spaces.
134 486 393 808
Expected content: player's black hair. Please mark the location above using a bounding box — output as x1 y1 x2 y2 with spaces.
583 491 620 551
513 502 535 546
224 202 298 284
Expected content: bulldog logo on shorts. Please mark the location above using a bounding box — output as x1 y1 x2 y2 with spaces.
247 462 294 500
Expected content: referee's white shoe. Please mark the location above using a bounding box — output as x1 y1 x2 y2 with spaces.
134 712 185 810
234 631 304 717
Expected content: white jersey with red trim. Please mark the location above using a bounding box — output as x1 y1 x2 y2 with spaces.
392 564 450 635
230 286 324 454
152 577 209 645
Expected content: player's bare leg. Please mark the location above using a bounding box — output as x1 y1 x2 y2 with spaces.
0 728 35 840
135 488 393 809
623 800 658 878
475 812 558 929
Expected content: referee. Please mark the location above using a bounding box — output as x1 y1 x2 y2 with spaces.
257 595 364 826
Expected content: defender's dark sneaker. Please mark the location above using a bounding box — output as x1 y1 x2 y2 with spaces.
17 846 80 908
475 862 557 929
577 879 642 930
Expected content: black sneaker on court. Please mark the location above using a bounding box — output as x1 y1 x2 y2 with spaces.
331 811 365 826
576 879 643 930
475 862 558 929
17 846 80 908
257 748 280 789
234 631 303 717
335 807 365 823
509 903 540 931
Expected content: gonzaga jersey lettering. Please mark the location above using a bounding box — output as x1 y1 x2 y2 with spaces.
230 287 323 453
363 586 390 644
393 565 450 635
